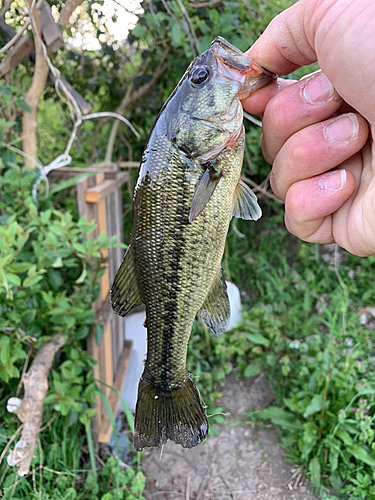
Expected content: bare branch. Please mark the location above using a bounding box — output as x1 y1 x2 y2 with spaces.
0 0 13 17
91 45 170 162
118 45 170 113
58 0 84 30
7 334 66 477
22 0 49 163
0 19 30 56
189 0 220 7
241 176 284 203
175 0 200 56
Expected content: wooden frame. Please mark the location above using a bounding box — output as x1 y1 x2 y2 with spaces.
49 166 133 443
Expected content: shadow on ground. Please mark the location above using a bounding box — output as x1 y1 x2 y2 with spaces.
141 373 319 500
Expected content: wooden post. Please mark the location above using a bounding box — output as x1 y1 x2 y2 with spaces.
51 166 132 443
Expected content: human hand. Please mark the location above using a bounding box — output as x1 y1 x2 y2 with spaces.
242 0 375 257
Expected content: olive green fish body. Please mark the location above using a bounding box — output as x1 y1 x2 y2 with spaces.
111 37 275 450
133 131 244 383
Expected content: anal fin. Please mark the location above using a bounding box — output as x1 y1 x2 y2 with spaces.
198 269 230 337
134 376 208 450
111 244 143 317
232 180 262 221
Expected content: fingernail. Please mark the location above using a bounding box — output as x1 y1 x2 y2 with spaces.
319 170 347 191
324 113 359 143
302 72 334 104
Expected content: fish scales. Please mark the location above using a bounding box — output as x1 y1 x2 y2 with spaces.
111 36 275 450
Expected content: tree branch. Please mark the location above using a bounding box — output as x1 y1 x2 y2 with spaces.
22 0 49 163
6 333 66 477
92 45 170 163
58 0 84 30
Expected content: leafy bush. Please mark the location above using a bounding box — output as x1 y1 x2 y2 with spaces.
0 122 146 496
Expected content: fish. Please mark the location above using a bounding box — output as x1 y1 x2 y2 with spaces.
111 36 275 451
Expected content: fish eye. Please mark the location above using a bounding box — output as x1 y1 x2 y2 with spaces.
190 67 209 85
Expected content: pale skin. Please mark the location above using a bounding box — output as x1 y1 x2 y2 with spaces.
242 0 375 257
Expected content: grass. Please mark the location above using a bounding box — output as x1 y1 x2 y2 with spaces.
187 200 375 499
0 403 145 500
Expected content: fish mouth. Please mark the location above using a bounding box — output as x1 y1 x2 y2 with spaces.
211 36 276 99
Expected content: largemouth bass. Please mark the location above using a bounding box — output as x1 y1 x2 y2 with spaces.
111 37 275 451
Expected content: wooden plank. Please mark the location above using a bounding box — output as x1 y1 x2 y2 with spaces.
0 35 34 77
118 161 140 169
102 322 113 398
39 1 64 52
98 197 110 301
85 171 129 203
98 340 133 443
48 166 117 179
86 325 102 441
76 176 90 221
95 293 113 328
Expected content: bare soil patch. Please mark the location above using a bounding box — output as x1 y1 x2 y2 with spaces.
141 373 319 500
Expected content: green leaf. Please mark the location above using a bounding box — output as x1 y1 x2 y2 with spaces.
95 323 104 345
247 332 270 347
51 257 63 268
309 456 321 491
17 99 32 113
75 266 87 284
171 22 183 46
303 394 324 418
243 364 261 378
301 422 318 460
22 309 37 324
336 428 353 446
23 274 44 287
5 273 21 287
348 444 375 467
50 172 96 195
329 448 339 472
0 337 10 365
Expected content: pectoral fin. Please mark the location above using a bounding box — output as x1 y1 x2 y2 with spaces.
111 244 143 317
198 270 230 337
232 180 262 221
189 167 221 222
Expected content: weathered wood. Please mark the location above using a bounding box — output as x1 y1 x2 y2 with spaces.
39 1 64 52
119 161 141 169
75 170 130 444
97 340 133 443
0 16 15 39
0 35 34 77
85 171 129 203
48 166 117 179
53 76 92 115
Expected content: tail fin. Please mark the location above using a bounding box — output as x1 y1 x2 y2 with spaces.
133 376 208 451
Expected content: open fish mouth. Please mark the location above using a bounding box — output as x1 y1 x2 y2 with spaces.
211 36 276 99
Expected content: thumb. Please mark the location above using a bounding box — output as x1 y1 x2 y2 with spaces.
246 0 317 75
246 0 375 125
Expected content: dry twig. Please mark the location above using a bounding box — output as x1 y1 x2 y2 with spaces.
6 333 66 477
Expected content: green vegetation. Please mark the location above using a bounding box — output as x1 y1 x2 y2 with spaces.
188 205 375 499
0 87 143 497
1 0 374 498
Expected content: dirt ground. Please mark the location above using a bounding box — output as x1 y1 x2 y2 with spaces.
141 373 319 500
